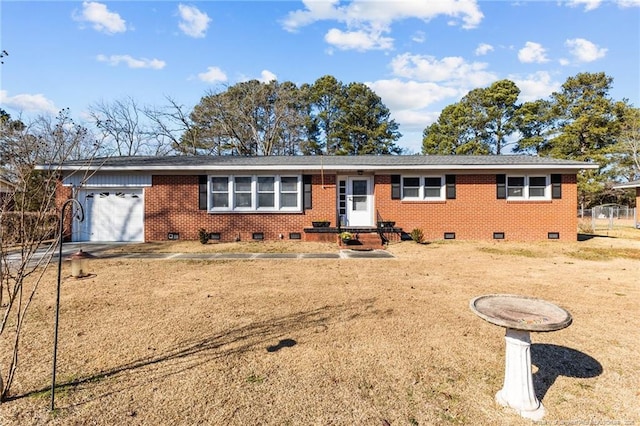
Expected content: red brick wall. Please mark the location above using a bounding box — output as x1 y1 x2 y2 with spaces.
144 175 337 242
309 174 337 224
375 174 577 241
145 173 578 242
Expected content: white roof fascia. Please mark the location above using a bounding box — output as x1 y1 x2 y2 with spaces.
613 182 640 189
53 163 599 172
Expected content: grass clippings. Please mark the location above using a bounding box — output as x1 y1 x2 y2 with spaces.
1 236 639 425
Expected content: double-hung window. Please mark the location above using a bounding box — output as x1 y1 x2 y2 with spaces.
211 177 229 208
401 175 445 200
234 176 252 209
424 177 443 199
209 175 301 212
402 177 420 199
505 175 549 200
257 177 275 209
280 177 298 208
528 176 547 198
507 176 525 197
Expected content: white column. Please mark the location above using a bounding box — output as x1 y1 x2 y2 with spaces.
495 328 545 420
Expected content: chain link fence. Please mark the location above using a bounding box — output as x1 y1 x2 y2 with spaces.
578 204 638 232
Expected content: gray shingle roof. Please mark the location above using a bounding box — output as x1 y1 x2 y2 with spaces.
45 155 598 171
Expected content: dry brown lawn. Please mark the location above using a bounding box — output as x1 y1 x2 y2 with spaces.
1 233 639 425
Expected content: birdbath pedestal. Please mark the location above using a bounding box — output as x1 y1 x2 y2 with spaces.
469 294 572 421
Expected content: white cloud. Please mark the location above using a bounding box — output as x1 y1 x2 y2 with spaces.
96 54 166 69
285 0 484 30
281 0 483 51
325 28 393 51
237 70 279 83
412 31 426 43
565 38 607 62
475 43 494 56
258 70 277 83
365 80 453 144
177 4 211 38
618 0 640 6
389 53 497 88
518 42 549 63
367 79 459 110
73 2 126 34
197 66 227 83
566 0 602 11
391 109 441 133
282 0 341 31
0 90 58 114
566 0 639 9
365 51 501 140
508 71 561 102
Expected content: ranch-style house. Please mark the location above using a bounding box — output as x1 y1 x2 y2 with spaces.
46 155 599 243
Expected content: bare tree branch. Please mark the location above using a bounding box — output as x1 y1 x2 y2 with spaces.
0 109 100 401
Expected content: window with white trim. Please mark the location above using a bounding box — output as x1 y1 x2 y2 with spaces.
401 175 445 200
529 176 547 197
211 177 229 208
507 176 525 197
402 177 420 198
257 176 275 209
280 176 298 208
424 177 443 199
506 175 550 200
234 176 252 209
209 175 301 212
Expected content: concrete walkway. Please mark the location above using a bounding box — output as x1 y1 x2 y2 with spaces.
100 250 394 260
12 243 395 265
93 243 395 260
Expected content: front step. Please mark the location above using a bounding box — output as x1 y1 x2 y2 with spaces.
338 232 384 250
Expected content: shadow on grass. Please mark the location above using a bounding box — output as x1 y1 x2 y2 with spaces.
7 299 377 405
531 343 602 402
266 338 297 352
577 231 640 241
577 233 618 241
578 233 598 241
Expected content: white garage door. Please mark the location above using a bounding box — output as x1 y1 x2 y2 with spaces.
76 189 144 242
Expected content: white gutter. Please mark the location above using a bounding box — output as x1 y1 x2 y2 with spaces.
42 163 599 172
612 181 640 189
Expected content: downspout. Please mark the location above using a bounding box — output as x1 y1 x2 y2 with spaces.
321 154 325 189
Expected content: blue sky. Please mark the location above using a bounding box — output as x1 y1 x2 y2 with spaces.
1 0 639 153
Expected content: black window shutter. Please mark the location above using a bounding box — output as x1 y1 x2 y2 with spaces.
198 175 208 210
551 174 562 199
496 174 506 199
303 175 312 210
445 174 456 199
391 175 401 199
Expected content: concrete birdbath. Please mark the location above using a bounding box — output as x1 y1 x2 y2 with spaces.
469 294 572 420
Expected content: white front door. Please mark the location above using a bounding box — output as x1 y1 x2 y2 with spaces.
345 176 373 227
